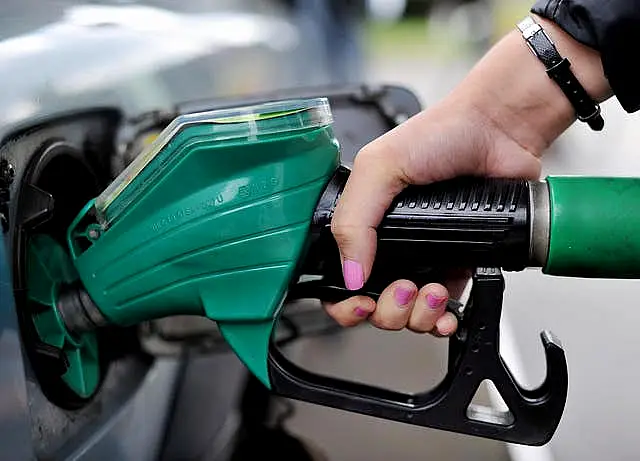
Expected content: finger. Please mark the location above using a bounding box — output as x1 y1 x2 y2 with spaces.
323 296 376 327
407 283 449 333
435 312 458 337
369 280 418 330
331 142 408 290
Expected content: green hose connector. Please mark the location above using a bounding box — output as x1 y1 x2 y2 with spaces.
545 176 640 278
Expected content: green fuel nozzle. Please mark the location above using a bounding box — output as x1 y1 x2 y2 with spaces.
50 97 640 447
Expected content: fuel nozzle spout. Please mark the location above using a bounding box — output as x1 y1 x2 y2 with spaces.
56 284 109 334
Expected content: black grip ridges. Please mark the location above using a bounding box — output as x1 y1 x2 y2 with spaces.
306 168 532 279
392 178 525 214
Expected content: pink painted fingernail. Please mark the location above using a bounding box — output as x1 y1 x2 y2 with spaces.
427 294 447 310
355 307 370 318
394 287 414 307
343 259 364 290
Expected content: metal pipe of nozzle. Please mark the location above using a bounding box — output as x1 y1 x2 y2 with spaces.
57 285 108 334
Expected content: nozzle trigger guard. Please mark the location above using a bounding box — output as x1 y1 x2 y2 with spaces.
269 267 568 446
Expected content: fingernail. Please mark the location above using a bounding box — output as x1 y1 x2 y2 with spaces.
436 316 456 336
427 294 447 310
355 307 369 318
343 259 364 290
394 287 414 307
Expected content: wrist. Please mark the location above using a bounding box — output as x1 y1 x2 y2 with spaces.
450 14 611 156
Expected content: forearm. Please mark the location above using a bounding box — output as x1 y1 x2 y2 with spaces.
448 14 611 156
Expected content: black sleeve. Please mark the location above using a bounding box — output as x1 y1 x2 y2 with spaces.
531 0 640 113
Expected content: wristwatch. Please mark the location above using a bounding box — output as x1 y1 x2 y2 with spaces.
517 16 604 131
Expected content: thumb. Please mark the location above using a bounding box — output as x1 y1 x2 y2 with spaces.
331 144 407 290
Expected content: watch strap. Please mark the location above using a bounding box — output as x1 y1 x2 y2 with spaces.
517 16 604 131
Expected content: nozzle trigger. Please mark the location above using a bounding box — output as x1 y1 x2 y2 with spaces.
269 267 568 446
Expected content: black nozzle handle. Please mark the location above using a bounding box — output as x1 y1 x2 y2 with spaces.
302 166 533 291
275 167 567 447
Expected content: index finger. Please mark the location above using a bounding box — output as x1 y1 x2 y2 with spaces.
331 138 408 286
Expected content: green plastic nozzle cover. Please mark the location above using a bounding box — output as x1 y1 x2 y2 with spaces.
67 98 340 386
545 176 640 278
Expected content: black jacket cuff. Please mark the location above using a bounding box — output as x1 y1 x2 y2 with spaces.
531 0 640 113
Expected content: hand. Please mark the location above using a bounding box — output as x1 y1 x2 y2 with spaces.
324 17 611 336
324 94 541 336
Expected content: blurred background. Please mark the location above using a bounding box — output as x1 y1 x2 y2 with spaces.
3 1 640 460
